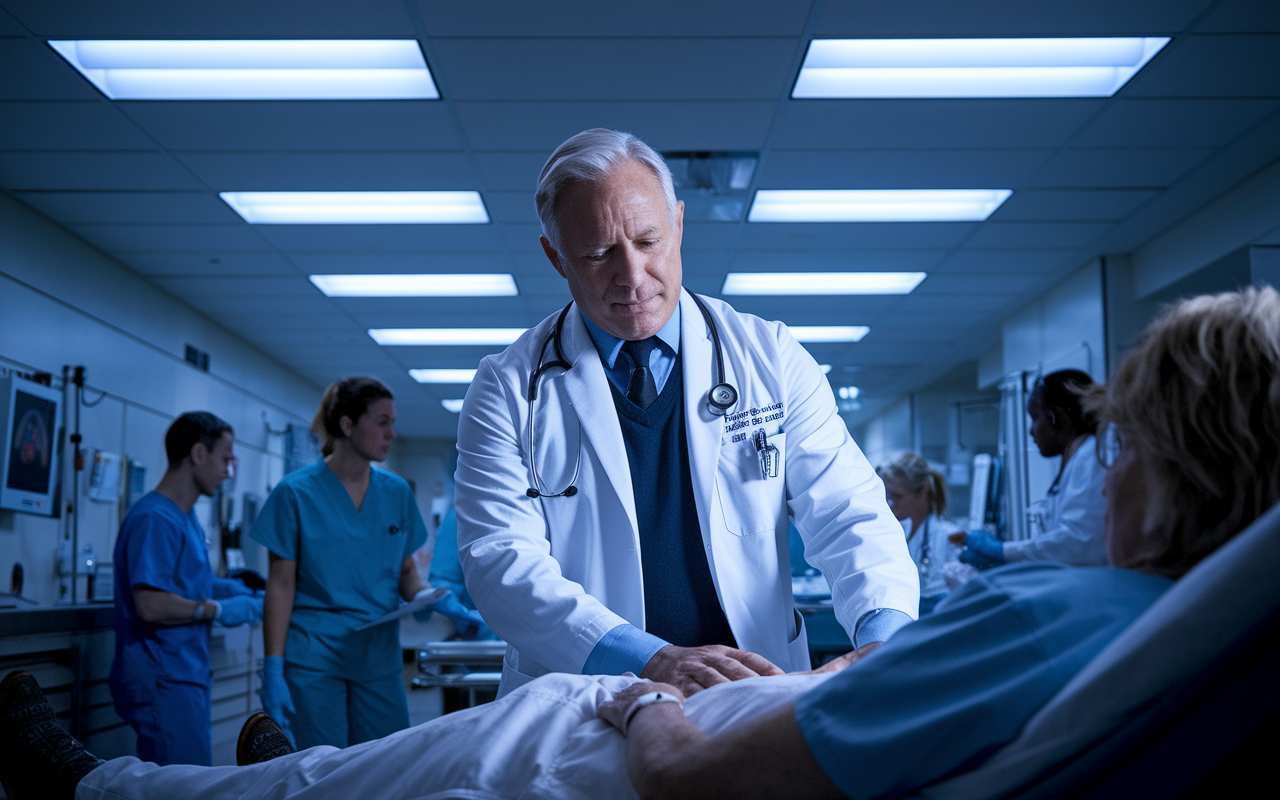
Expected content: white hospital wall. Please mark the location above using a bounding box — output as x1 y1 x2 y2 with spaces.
0 192 320 605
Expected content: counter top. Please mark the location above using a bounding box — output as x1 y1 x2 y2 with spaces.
0 603 114 637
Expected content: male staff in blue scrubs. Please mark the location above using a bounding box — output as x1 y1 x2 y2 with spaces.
109 412 263 766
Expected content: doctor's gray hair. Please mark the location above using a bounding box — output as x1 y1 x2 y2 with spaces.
535 128 678 256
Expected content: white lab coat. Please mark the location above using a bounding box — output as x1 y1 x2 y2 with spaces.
1005 435 1109 566
454 289 918 693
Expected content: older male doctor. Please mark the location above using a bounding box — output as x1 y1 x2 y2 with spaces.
455 129 917 697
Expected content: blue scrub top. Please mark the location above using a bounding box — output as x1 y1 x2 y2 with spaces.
110 491 214 687
250 461 428 680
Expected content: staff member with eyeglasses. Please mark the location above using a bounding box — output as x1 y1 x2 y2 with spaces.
951 369 1109 568
109 412 263 766
454 129 918 699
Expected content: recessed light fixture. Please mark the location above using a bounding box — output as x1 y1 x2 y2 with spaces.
793 37 1170 98
723 272 926 295
409 369 477 384
837 386 861 400
47 39 438 100
310 274 516 297
820 364 833 374
441 399 465 413
749 190 1011 223
368 328 527 346
221 192 489 225
790 326 870 343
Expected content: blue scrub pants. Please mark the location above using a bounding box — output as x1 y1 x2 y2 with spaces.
284 664 410 749
114 678 212 766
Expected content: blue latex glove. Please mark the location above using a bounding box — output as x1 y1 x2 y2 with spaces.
959 530 1006 570
213 595 263 627
211 576 253 598
414 588 487 631
260 656 297 748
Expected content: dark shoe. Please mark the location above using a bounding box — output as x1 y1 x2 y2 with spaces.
0 670 104 800
236 712 295 766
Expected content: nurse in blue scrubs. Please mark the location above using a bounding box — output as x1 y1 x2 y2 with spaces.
251 377 430 749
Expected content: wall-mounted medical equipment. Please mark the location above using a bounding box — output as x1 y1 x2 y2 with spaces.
0 373 64 517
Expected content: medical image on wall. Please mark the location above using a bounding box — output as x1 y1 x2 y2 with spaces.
6 391 56 493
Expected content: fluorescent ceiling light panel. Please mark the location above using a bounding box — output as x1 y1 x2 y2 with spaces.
750 190 1011 223
310 274 516 297
820 364 832 374
790 326 870 343
221 192 488 225
47 39 438 100
723 272 926 295
441 399 465 413
409 369 477 384
369 328 526 346
793 37 1170 98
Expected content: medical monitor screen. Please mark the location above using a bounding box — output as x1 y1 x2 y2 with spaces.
6 391 56 494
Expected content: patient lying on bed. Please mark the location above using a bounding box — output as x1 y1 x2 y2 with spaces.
3 287 1277 800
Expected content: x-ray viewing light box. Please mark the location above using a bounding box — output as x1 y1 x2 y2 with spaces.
222 192 489 225
723 272 926 295
369 328 527 346
793 38 1170 98
47 39 438 100
409 369 478 384
0 375 63 517
310 274 517 297
749 190 1012 223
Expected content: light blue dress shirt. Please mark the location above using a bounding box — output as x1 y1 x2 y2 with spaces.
577 306 913 674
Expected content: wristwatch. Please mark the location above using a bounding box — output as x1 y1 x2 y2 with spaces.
192 599 210 622
622 690 684 736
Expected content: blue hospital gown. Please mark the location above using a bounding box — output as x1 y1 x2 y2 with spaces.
796 562 1171 799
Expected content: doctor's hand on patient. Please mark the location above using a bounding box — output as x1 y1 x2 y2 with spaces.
641 645 783 697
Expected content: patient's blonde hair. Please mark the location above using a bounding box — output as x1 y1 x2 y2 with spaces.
1088 286 1280 577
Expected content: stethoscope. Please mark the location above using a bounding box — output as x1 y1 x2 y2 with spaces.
525 293 738 499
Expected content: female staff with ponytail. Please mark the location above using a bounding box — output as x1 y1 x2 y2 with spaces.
877 454 961 615
250 377 430 749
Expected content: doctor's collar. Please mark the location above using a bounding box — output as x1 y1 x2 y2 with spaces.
580 304 681 370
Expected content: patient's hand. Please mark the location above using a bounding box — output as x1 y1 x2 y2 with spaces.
642 645 784 696
800 641 883 675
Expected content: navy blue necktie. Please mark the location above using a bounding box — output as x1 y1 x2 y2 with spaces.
622 338 659 409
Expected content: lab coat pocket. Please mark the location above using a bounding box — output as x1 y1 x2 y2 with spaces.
715 431 786 537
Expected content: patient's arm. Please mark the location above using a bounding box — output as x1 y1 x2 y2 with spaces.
798 640 883 675
599 682 843 800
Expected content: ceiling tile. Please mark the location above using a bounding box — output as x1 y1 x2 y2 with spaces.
1070 99 1279 147
0 7 26 35
151 275 319 297
484 190 537 223
174 151 478 191
473 151 547 191
738 222 977 249
988 189 1160 220
70 223 267 252
0 102 154 148
1030 148 1214 187
759 149 1053 188
416 0 812 36
3 0 417 37
1124 35 1280 96
772 99 1104 149
913 272 1043 294
934 249 1079 273
1195 0 1280 33
0 151 203 190
811 0 1209 35
119 252 297 276
0 39 99 99
16 191 240 224
254 223 505 251
432 38 795 101
454 101 776 150
964 221 1113 248
729 249 949 272
120 102 461 151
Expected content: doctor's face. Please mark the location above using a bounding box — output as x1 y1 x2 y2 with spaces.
541 159 684 341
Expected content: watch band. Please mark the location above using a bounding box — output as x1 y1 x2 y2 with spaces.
192 599 209 622
622 690 683 736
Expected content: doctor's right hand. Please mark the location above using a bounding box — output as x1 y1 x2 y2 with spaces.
641 645 784 697
260 655 297 748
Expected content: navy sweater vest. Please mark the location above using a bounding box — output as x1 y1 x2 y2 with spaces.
611 357 736 648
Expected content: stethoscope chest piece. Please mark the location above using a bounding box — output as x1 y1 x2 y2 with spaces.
708 382 737 416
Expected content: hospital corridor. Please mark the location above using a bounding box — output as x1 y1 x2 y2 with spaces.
1 1 1278 798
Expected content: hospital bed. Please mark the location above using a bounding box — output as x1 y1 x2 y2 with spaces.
920 499 1280 800
411 640 506 711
